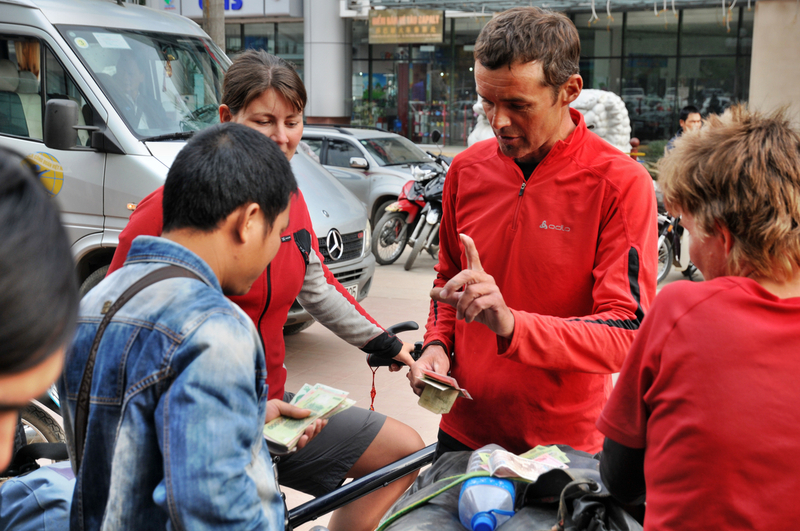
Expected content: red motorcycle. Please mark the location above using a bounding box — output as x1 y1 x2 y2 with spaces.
371 168 435 266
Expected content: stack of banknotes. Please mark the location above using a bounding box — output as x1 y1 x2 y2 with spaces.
263 383 355 455
477 445 570 482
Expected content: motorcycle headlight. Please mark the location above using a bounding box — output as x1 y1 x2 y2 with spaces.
363 220 372 257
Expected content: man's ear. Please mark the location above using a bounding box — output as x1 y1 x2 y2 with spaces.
233 203 264 244
560 74 583 106
219 104 233 123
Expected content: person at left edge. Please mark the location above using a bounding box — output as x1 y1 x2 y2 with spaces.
0 147 78 473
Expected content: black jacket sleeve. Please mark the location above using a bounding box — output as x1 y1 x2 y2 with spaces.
599 437 647 506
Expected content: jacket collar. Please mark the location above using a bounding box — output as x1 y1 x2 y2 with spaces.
494 107 587 164
124 235 221 292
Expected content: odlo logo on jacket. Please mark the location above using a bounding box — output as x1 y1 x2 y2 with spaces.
539 220 571 232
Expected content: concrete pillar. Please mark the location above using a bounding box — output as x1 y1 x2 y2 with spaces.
749 0 800 127
303 0 352 124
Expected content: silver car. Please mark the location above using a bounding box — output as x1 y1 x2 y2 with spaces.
301 126 445 226
284 151 376 334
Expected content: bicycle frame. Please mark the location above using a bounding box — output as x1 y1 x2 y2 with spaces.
288 443 436 528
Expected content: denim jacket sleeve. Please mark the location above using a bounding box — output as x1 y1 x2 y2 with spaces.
152 312 283 531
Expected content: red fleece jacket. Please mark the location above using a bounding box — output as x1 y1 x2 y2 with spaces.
425 109 658 454
109 187 399 399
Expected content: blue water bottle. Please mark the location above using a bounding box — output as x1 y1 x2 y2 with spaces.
458 445 516 531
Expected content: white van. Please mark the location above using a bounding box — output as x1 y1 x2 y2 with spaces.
0 0 376 333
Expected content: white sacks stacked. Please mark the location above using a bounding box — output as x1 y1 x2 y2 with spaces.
569 89 632 153
467 89 632 153
467 95 494 147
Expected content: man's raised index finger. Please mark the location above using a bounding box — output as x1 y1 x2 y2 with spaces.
460 233 483 272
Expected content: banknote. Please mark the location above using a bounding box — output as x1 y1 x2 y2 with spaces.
264 383 352 454
487 449 568 482
519 445 570 464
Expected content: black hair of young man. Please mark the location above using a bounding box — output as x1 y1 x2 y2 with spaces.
0 147 78 373
163 122 297 233
679 105 700 123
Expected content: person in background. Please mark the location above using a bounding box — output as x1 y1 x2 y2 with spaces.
665 105 701 153
598 105 800 530
106 50 423 531
0 147 78 473
409 7 657 458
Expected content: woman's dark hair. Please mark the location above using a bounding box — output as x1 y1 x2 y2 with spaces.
0 147 78 373
222 49 307 115
162 122 297 232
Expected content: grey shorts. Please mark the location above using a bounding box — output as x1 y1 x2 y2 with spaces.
274 392 386 496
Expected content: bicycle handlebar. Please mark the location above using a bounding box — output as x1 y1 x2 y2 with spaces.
366 321 423 367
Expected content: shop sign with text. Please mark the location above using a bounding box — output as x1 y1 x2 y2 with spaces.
369 8 444 44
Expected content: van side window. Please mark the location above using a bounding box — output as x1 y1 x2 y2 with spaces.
0 36 43 140
44 46 94 146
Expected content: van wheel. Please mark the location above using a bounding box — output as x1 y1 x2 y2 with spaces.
79 265 110 298
283 320 314 336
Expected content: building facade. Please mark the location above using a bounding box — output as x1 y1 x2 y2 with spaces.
144 0 761 146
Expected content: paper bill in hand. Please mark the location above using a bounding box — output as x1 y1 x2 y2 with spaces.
417 369 472 414
263 383 353 454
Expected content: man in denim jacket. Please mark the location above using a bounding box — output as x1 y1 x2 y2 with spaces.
61 123 317 530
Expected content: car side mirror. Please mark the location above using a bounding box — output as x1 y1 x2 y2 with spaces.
350 157 369 169
44 99 79 150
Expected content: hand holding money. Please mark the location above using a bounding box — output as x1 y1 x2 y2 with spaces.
430 234 515 339
266 399 326 451
263 383 354 455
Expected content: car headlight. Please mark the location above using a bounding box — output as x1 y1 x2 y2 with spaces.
363 220 372 257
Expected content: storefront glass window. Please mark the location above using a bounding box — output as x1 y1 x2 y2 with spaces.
580 58 622 93
277 22 303 65
625 11 679 56
409 44 451 143
576 13 623 57
243 23 275 54
351 7 753 146
681 8 739 55
679 55 738 112
225 24 242 54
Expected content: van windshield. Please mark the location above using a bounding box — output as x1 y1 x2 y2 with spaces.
58 26 229 139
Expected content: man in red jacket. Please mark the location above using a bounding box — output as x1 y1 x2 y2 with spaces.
409 7 657 457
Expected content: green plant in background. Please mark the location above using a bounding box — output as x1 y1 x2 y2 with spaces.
641 140 669 162
639 139 669 180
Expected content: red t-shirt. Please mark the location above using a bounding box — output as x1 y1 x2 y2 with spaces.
598 276 800 530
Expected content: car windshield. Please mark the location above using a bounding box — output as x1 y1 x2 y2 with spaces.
359 136 432 166
58 26 229 140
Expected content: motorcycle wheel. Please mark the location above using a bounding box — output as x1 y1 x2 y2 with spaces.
372 212 409 265
657 237 673 284
21 403 65 444
404 222 434 271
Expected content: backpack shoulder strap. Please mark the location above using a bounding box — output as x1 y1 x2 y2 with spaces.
73 265 202 472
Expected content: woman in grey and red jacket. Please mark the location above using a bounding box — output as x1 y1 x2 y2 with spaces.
107 50 423 531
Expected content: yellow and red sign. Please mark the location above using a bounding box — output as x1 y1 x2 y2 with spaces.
369 8 444 44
